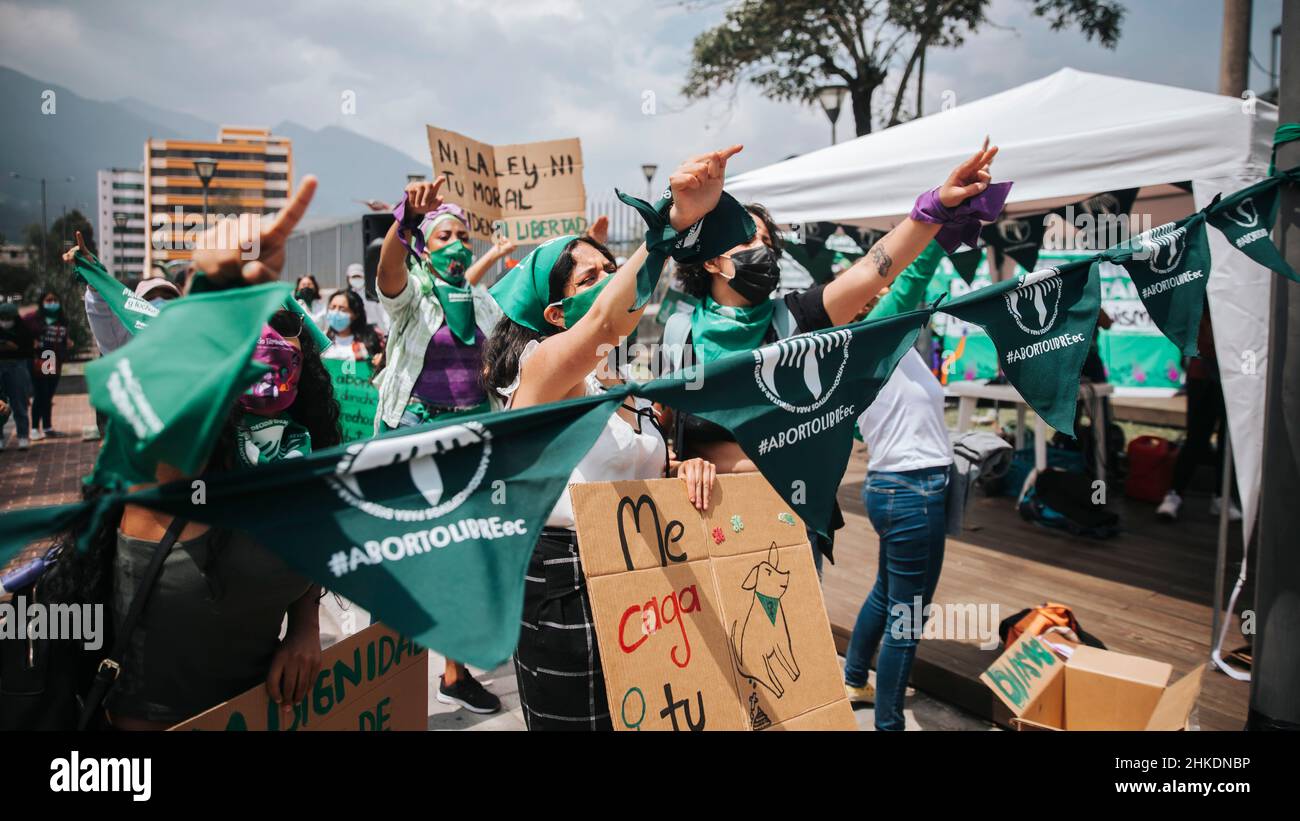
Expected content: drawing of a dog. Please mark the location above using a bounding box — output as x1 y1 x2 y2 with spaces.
730 543 800 698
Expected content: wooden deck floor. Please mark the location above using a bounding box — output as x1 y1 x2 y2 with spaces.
820 444 1251 731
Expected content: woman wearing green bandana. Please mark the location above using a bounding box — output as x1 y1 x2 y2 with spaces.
373 193 517 433
665 140 1000 573
373 187 517 713
482 146 743 731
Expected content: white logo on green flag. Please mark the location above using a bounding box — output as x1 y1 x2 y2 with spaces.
329 422 492 520
1004 275 1063 336
753 329 852 412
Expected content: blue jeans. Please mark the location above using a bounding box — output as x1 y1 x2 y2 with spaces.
843 465 948 731
0 360 32 439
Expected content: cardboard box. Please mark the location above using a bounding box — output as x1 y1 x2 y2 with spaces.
981 633 1204 731
571 473 856 731
169 623 428 731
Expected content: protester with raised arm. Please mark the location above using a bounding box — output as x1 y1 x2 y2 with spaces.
482 146 741 730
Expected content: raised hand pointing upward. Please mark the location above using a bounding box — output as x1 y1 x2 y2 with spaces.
939 137 998 208
190 174 318 291
668 144 744 231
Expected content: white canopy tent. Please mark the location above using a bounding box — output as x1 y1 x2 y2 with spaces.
729 67 1278 543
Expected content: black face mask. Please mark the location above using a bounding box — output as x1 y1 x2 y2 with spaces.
296 287 319 303
725 245 781 303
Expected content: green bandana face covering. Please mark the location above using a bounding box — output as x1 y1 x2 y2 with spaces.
426 241 474 283
409 245 479 346
490 234 581 333
549 275 610 330
690 296 775 364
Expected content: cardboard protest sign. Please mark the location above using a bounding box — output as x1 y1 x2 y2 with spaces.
169 623 427 731
323 357 379 442
571 473 855 731
426 125 586 243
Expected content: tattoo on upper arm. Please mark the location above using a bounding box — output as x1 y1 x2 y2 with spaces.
869 240 893 280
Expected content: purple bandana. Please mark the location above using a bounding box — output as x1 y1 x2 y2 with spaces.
910 181 1013 252
239 326 302 415
392 195 469 259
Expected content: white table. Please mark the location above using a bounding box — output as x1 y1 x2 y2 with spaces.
947 380 1114 475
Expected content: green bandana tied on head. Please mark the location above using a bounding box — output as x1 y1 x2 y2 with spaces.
492 190 758 332
690 296 775 364
234 412 312 467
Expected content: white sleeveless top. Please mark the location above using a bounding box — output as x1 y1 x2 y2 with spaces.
501 340 667 529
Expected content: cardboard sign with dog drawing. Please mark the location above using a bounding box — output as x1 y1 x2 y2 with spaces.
570 473 855 731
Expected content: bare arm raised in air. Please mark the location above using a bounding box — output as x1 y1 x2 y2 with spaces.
821 141 998 327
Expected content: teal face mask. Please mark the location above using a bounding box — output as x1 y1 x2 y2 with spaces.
549 275 610 330
426 241 474 281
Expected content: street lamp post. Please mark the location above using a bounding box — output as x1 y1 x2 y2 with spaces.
641 163 658 201
113 211 129 278
815 85 849 145
8 173 74 275
192 158 218 237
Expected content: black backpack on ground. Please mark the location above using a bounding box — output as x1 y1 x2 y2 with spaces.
1018 468 1120 539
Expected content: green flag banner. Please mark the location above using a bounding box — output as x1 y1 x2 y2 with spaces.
947 247 984 284
1101 213 1211 357
784 236 862 285
641 309 930 536
1206 175 1300 283
982 212 1048 272
943 259 1101 435
74 254 159 335
86 284 290 486
113 394 621 669
323 358 379 443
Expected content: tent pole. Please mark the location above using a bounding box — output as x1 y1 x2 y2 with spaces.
1209 429 1231 659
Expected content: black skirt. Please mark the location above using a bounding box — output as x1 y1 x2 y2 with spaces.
512 529 612 731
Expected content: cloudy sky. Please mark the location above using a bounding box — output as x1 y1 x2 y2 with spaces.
0 0 1284 200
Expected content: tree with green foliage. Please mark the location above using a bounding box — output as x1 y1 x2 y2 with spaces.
682 0 1125 136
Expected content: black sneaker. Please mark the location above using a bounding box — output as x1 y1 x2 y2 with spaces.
437 672 501 714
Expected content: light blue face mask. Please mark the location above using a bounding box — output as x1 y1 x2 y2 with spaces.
326 310 351 332
149 298 168 310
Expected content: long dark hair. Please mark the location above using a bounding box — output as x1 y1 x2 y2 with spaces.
676 203 783 299
329 289 382 354
480 236 616 398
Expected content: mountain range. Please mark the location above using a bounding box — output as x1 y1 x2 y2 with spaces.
0 65 430 243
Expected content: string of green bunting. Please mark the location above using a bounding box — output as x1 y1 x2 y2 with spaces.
1 168 1296 668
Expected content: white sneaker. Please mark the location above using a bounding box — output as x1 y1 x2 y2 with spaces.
1156 490 1182 521
17 437 30 450
81 425 101 442
29 429 45 441
1210 495 1242 522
